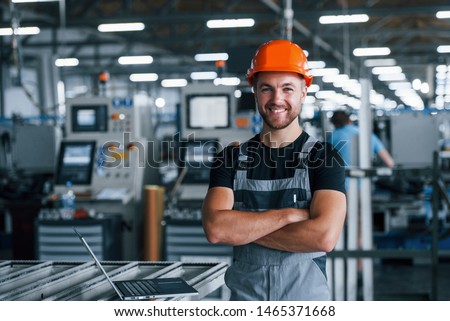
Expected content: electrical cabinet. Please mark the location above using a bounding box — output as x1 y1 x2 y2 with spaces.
35 215 122 261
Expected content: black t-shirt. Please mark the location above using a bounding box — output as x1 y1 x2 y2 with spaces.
208 131 346 195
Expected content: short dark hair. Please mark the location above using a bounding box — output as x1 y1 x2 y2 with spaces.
330 110 351 128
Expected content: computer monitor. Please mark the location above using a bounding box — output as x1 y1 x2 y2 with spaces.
71 104 108 133
179 139 219 184
55 141 96 190
186 94 230 129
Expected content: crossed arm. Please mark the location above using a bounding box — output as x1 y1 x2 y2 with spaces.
202 186 346 253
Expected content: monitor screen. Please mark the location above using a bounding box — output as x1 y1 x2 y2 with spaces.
55 141 96 186
187 94 230 129
237 91 256 112
71 105 108 132
179 139 219 184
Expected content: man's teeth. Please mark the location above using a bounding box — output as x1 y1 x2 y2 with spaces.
271 109 285 113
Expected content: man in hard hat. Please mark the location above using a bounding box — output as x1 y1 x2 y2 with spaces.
202 40 346 300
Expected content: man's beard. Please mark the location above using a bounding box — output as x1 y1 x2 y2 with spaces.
260 107 299 130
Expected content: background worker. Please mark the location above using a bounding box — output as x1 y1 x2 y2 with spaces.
328 110 395 168
202 39 347 301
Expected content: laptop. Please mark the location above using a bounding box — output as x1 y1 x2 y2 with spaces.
73 227 199 300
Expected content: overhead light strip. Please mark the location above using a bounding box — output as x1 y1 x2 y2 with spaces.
98 22 145 33
118 55 153 65
437 45 450 53
55 58 79 67
194 53 229 62
436 11 450 19
129 73 158 82
206 18 255 29
353 47 391 57
319 14 369 24
0 27 40 36
12 0 58 3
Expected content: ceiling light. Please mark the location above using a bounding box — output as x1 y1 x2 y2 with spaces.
214 77 241 86
308 61 326 69
206 18 255 29
412 79 422 90
129 73 158 82
315 90 337 99
190 71 218 80
353 47 391 57
155 98 166 108
118 55 153 65
194 53 229 62
12 0 58 2
371 66 402 75
364 58 397 67
161 79 188 88
55 58 79 67
307 84 320 93
437 45 450 53
420 83 430 94
319 14 369 24
436 11 450 19
388 82 411 90
0 26 40 36
378 73 406 82
310 68 340 77
98 22 145 33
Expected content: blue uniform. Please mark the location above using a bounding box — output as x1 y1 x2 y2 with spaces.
328 124 385 167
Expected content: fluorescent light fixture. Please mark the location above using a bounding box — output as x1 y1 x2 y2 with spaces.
118 55 153 65
207 18 255 28
436 11 450 19
319 14 369 24
308 61 326 69
388 82 411 90
55 58 79 67
371 66 402 75
315 90 337 99
364 58 396 67
161 79 188 88
12 0 58 2
420 83 430 94
310 68 340 77
353 47 390 56
190 71 218 80
129 73 158 82
0 26 40 36
322 74 349 84
307 84 320 93
98 22 145 33
437 45 450 53
214 77 241 86
194 53 229 62
378 73 406 82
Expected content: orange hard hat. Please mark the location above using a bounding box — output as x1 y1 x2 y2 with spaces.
246 39 313 87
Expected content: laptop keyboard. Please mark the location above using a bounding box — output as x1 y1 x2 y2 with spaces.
125 280 161 296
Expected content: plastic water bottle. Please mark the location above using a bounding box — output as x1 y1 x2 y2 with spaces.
60 181 76 219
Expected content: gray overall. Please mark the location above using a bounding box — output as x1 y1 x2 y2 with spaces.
225 136 330 301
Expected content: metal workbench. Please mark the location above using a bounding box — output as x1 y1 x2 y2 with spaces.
0 260 227 301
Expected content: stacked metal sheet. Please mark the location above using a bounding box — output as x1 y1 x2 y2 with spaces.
0 260 227 301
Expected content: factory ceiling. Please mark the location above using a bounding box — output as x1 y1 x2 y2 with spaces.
0 0 450 109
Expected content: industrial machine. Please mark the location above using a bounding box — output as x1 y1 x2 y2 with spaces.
46 94 159 260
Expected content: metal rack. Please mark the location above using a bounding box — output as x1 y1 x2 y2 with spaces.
0 260 227 301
